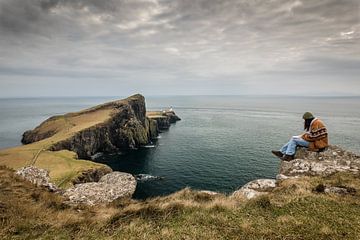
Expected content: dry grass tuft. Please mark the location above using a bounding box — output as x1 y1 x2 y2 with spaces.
2 166 360 239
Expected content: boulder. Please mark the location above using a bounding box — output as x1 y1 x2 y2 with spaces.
16 166 58 192
232 179 276 199
63 172 136 205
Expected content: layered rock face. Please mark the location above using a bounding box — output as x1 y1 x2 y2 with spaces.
147 111 181 130
21 94 179 160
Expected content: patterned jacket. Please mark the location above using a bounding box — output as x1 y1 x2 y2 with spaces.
301 118 329 151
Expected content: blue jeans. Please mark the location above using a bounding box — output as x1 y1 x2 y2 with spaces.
280 136 309 155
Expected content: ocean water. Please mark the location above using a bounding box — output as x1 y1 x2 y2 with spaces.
0 96 359 199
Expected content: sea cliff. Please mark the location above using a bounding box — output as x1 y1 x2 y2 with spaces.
0 94 180 188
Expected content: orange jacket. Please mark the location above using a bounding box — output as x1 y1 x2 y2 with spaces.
301 118 328 151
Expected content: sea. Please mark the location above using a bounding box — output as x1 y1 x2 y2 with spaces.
0 96 359 199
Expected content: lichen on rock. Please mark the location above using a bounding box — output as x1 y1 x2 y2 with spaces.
279 145 360 178
63 171 136 205
232 145 360 200
16 166 59 192
232 179 276 199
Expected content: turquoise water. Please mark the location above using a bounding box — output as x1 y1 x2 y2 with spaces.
1 96 359 199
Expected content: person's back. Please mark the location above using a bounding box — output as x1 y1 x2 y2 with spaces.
301 117 328 152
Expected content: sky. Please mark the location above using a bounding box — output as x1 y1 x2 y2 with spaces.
0 0 359 97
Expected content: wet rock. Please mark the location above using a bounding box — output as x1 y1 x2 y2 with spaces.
232 179 276 199
64 172 136 205
16 166 58 192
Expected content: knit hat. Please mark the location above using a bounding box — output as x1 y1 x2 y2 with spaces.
302 112 314 120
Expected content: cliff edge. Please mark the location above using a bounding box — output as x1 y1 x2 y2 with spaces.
0 94 180 187
232 145 360 199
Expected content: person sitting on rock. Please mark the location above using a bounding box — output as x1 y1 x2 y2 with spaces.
272 112 329 161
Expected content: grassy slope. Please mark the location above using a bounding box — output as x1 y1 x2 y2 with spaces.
0 105 114 187
1 165 360 239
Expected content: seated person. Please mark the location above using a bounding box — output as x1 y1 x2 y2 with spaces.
272 112 328 161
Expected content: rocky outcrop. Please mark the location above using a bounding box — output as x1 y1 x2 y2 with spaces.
63 172 136 205
15 165 136 205
16 166 59 192
279 145 360 178
147 111 181 130
232 179 276 199
233 145 360 200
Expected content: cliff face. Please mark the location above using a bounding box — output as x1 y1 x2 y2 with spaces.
21 94 180 160
50 101 150 159
147 110 181 130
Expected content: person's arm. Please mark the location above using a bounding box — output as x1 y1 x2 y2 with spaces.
301 121 327 142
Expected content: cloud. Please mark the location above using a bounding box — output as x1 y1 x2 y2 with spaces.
0 0 359 96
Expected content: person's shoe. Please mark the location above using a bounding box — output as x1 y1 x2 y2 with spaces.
271 150 283 159
281 154 294 161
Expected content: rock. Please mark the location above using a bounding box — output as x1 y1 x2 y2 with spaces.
16 166 58 192
314 184 356 195
276 174 299 180
165 111 181 123
232 179 276 199
147 110 181 131
72 166 113 185
21 95 180 160
279 145 360 178
63 171 136 205
324 187 351 195
199 190 219 195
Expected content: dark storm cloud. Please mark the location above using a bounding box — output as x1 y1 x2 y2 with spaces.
0 0 359 96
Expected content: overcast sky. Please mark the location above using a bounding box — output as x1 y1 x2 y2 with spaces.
0 0 359 97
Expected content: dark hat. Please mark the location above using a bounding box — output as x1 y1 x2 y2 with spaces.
303 112 314 120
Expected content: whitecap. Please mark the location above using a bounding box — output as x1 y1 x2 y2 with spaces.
135 174 164 181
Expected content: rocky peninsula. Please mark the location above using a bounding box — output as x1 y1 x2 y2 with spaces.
0 94 180 191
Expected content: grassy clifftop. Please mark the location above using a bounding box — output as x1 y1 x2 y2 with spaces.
0 94 151 188
1 165 360 239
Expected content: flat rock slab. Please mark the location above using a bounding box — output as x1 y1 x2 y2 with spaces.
64 172 136 205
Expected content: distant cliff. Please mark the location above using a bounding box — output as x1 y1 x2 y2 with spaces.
21 94 180 160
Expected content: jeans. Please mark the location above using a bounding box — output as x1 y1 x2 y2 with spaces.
280 136 309 155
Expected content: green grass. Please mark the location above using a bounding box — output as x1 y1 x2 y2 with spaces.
1 165 360 239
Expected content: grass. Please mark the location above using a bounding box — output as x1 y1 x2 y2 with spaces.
1 165 360 239
0 99 123 186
